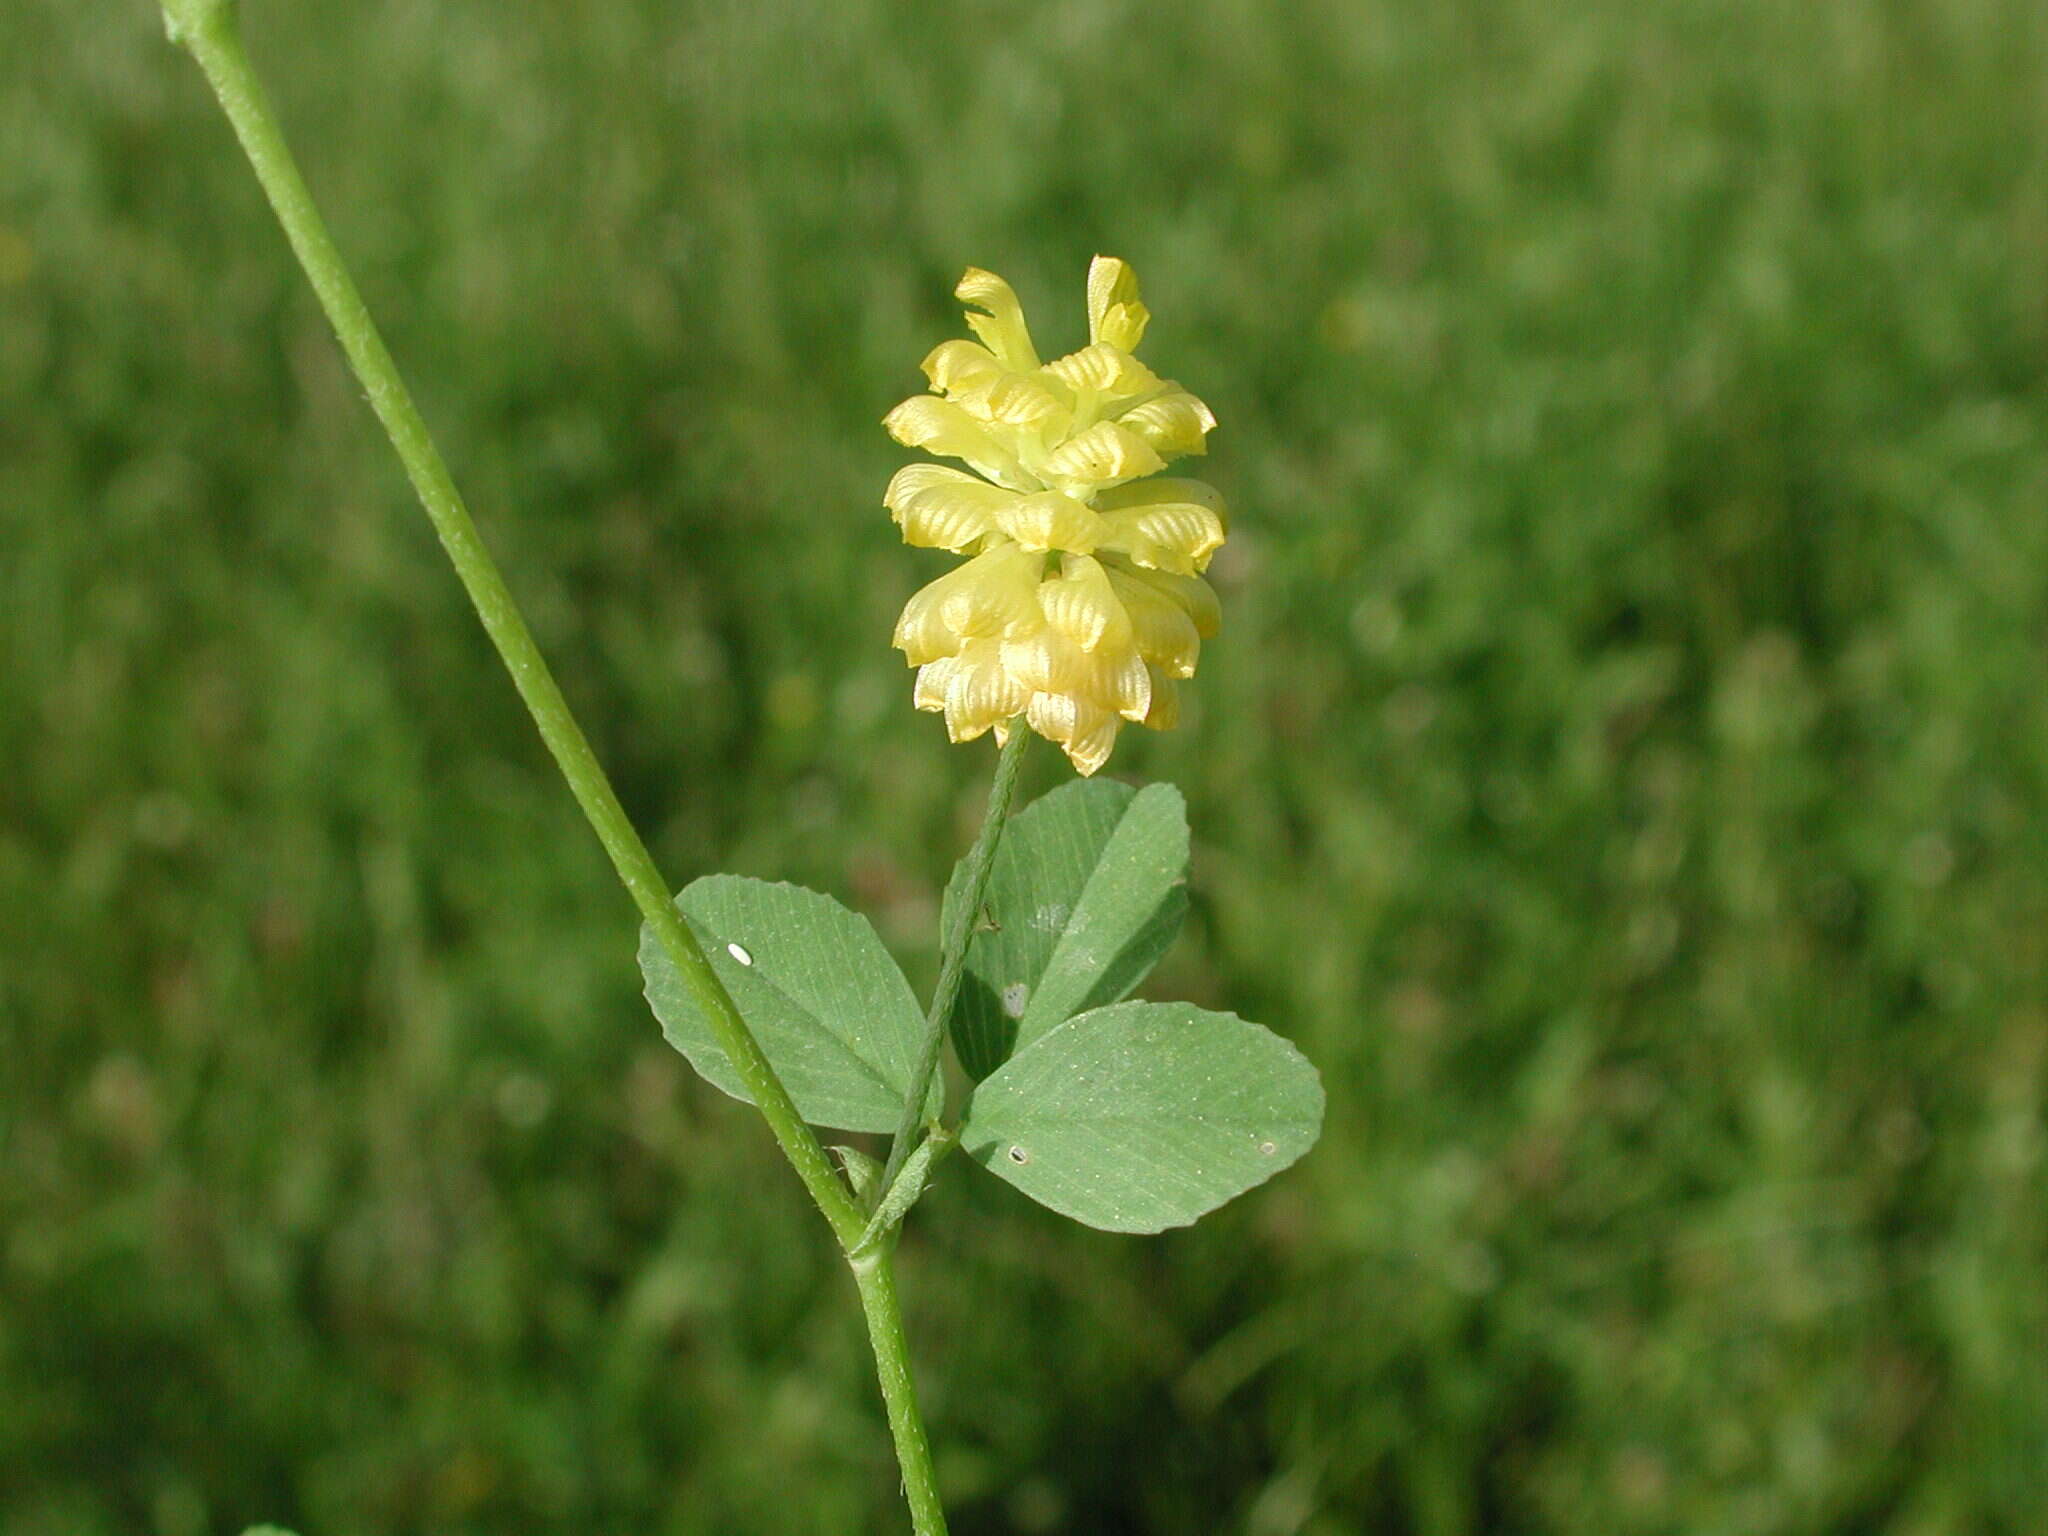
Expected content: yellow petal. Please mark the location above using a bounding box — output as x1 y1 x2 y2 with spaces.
1032 692 1130 774
1117 389 1215 460
885 464 1016 551
978 372 1068 429
942 644 1028 741
1102 644 1152 720
1024 687 1075 738
936 545 1042 637
1120 564 1222 639
1096 501 1227 574
1141 669 1181 731
994 490 1100 553
1093 478 1229 570
1037 554 1133 653
884 462 976 515
883 395 1032 489
896 588 964 666
1039 420 1166 489
1004 629 1149 721
921 339 1007 398
1093 475 1228 522
1065 723 1119 776
956 267 1040 371
893 545 1042 662
1026 690 1122 777
923 341 1071 436
1041 342 1159 398
1001 627 1085 698
1085 255 1150 353
913 656 958 712
1106 563 1201 675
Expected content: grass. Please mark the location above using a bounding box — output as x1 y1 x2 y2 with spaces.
4 0 2047 1530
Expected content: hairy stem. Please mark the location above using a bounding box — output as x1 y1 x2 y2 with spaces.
852 1249 949 1536
162 4 863 1250
877 725 1030 1201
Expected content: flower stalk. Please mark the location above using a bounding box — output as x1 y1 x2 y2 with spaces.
874 725 1030 1207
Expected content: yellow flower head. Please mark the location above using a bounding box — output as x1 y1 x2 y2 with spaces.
884 256 1225 775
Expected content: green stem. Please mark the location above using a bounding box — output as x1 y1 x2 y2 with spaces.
852 1248 950 1536
876 725 1030 1202
162 3 864 1250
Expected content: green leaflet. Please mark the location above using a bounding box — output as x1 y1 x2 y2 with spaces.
959 1001 1324 1233
945 779 1189 1080
640 875 934 1133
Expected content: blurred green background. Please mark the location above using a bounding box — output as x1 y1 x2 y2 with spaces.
5 0 2047 1530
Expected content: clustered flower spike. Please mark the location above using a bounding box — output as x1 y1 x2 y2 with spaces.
883 257 1225 775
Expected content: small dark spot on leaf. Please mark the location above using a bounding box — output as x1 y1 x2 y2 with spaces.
1007 1145 1030 1165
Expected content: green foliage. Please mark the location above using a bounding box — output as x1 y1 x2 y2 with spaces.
946 780 1189 1080
961 1002 1324 1233
640 877 932 1133
6 0 2048 1531
649 776 1296 1241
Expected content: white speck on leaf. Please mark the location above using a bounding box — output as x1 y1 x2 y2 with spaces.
1001 983 1030 1019
1007 1145 1030 1165
727 942 754 966
1258 1140 1278 1157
